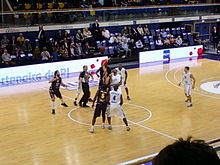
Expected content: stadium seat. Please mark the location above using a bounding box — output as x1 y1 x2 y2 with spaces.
24 3 31 10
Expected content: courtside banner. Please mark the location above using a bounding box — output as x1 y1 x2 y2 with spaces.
0 56 107 86
139 45 203 64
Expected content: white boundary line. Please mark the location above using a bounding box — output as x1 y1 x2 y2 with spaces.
165 67 220 100
67 103 153 127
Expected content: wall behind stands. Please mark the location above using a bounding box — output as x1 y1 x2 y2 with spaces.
0 15 220 41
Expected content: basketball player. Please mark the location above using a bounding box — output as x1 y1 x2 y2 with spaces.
115 64 131 100
49 70 68 115
106 86 130 131
96 59 111 87
89 85 109 133
178 66 196 107
110 69 122 91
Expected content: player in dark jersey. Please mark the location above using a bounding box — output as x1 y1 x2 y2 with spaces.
49 70 68 115
89 85 109 133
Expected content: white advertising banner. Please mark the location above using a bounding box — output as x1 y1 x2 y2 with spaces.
0 56 108 86
139 45 203 64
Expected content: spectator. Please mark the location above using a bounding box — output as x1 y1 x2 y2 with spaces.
212 26 218 49
76 30 85 43
79 0 90 8
1 35 10 48
121 26 129 36
83 28 92 39
2 49 14 66
135 39 144 49
8 36 17 53
70 43 76 57
176 35 183 46
169 35 175 46
22 39 32 53
121 33 129 43
161 28 168 38
153 136 220 165
121 40 131 58
194 35 202 45
164 37 171 47
109 34 118 45
75 43 84 57
17 33 25 46
102 28 111 39
117 33 123 44
38 25 46 51
137 25 145 36
143 25 151 36
155 37 163 48
33 46 41 62
41 47 50 61
59 45 69 59
82 42 93 56
51 46 59 61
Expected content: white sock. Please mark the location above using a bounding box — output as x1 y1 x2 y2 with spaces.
51 101 55 109
60 99 64 104
91 125 94 128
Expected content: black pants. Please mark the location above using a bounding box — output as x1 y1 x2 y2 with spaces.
79 83 90 105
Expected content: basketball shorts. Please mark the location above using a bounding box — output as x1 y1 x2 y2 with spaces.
49 89 62 99
184 84 192 97
107 104 126 119
93 102 107 118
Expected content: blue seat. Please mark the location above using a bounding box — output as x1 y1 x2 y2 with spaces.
171 28 177 35
108 46 115 55
176 27 181 35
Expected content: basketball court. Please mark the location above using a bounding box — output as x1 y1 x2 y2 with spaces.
0 56 220 165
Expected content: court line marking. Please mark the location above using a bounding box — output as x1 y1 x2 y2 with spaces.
165 67 220 100
173 67 220 95
67 103 152 127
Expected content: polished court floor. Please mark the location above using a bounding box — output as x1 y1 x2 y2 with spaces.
0 57 220 165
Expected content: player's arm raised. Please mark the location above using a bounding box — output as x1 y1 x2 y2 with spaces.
191 74 196 89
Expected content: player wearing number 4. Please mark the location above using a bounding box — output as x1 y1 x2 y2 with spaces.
178 66 196 107
115 64 131 100
49 70 69 115
106 86 130 131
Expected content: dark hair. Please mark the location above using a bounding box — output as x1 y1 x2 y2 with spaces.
54 70 59 77
153 136 220 165
185 66 190 70
113 86 118 91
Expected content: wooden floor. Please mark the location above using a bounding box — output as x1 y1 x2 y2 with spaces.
0 58 220 165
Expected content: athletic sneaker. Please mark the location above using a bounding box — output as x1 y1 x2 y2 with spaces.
61 103 68 107
73 101 77 106
107 125 112 130
185 99 189 102
126 126 131 131
187 103 193 107
89 127 94 133
52 109 55 115
101 124 105 129
88 98 93 102
83 104 90 108
127 96 131 100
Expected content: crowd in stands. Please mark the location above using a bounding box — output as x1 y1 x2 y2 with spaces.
0 22 202 67
12 0 206 10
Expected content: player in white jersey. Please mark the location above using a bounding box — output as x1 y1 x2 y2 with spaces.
115 64 131 100
178 66 196 107
106 86 130 131
110 69 122 92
